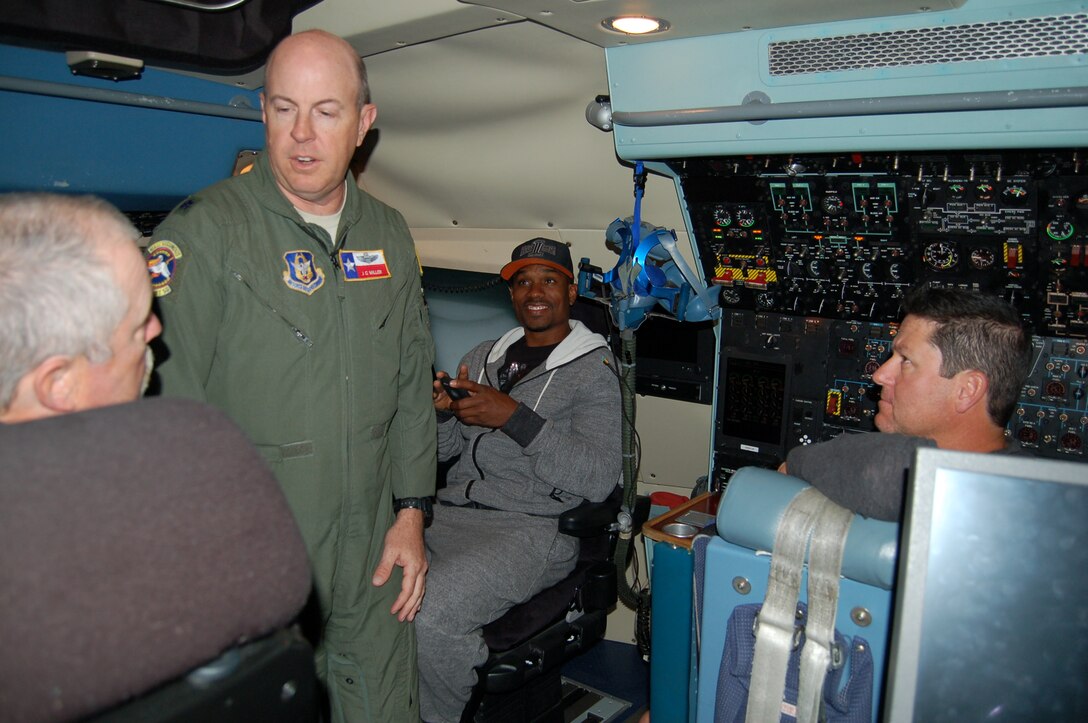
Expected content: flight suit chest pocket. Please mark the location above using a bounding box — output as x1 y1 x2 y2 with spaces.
345 273 416 423
225 258 315 348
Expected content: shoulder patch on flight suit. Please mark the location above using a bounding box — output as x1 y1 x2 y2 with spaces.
282 250 326 295
339 249 392 281
146 240 183 298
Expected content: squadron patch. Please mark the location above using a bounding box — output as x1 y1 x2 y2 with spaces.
282 250 326 295
147 240 183 297
339 249 391 281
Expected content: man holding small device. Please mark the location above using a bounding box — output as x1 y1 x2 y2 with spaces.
417 238 622 722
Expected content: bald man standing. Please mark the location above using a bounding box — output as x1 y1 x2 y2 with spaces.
150 30 436 722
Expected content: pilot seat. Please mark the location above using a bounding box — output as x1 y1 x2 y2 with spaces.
694 467 899 723
463 486 623 723
0 397 317 722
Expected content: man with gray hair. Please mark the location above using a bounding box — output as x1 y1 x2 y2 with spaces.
0 192 161 422
780 284 1033 521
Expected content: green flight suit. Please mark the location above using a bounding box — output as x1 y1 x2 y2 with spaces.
149 153 437 722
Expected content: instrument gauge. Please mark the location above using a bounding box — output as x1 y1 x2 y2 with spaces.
974 182 995 201
969 247 996 269
821 195 844 216
720 288 742 305
1046 218 1075 241
923 241 960 271
735 207 756 228
712 204 732 227
1001 184 1028 203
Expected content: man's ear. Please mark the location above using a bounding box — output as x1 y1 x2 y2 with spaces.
31 355 83 415
954 369 990 415
356 103 377 146
567 280 577 305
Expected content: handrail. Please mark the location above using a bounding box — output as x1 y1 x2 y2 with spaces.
0 75 262 122
141 0 249 12
609 87 1088 127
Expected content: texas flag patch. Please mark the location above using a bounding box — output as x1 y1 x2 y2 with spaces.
340 249 392 281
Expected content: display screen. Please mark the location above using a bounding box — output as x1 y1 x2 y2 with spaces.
636 316 702 366
886 450 1088 721
721 355 786 446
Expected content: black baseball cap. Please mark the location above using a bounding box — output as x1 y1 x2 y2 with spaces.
500 237 574 281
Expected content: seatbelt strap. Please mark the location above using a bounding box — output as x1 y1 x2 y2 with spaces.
796 496 854 723
744 487 825 723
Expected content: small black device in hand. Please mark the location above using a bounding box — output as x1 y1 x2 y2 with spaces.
441 376 469 400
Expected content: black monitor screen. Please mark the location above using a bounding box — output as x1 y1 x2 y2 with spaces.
636 316 700 364
720 355 787 446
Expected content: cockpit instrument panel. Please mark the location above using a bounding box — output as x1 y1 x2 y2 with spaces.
667 149 1088 479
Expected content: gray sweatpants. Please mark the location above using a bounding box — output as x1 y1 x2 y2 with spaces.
416 504 579 723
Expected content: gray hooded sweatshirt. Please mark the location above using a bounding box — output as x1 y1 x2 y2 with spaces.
437 320 622 516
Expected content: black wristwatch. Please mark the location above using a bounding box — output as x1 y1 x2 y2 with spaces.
393 496 434 526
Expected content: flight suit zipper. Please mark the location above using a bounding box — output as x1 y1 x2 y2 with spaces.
230 270 313 347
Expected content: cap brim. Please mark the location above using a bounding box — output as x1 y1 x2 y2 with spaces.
500 258 574 281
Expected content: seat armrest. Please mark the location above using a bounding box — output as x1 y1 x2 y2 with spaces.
558 487 623 537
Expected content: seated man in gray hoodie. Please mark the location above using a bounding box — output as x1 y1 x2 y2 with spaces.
416 238 622 723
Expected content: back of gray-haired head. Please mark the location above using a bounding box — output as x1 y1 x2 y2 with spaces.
0 193 139 410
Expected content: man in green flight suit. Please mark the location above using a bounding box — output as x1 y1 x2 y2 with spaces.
149 30 437 722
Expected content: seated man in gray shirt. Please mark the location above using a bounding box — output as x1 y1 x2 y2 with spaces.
781 285 1033 521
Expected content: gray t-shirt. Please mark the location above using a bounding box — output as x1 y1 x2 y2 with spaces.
785 433 1026 521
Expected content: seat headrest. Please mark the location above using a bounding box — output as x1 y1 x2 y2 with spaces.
716 467 899 589
0 397 312 722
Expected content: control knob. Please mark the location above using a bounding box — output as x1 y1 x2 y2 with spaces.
1017 426 1039 445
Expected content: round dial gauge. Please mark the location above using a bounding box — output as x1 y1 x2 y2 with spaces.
974 182 994 201
923 241 960 271
969 247 996 269
735 207 756 228
720 288 741 305
1002 185 1028 203
821 195 844 216
1046 218 1075 241
712 205 732 227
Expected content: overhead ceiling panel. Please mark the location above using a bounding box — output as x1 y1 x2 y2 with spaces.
459 0 967 48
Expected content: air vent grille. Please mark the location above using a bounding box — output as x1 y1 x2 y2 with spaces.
768 13 1088 76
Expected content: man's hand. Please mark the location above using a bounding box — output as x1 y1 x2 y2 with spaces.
432 365 469 412
372 508 428 622
448 379 519 429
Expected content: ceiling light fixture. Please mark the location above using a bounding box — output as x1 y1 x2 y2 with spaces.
602 16 670 35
